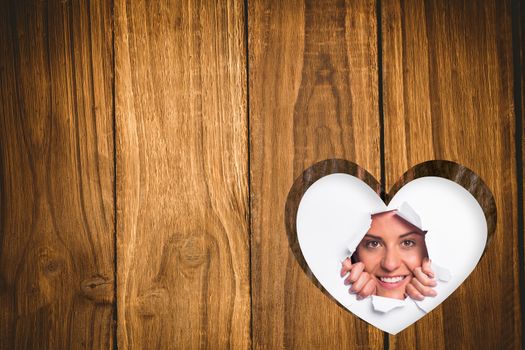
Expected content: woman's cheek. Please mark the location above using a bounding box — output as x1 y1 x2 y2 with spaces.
360 253 382 274
402 251 425 271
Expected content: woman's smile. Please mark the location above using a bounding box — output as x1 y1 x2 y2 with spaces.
376 274 410 291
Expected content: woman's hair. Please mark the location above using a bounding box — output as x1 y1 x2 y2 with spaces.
350 251 359 264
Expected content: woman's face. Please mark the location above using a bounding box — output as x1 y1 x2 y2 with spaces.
355 211 427 300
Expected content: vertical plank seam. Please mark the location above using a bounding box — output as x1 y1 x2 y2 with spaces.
111 0 118 347
244 0 253 349
377 0 386 203
511 0 524 347
376 0 388 349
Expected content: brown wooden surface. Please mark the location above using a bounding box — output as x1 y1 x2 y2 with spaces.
520 0 525 246
518 1 525 348
521 4 525 282
522 0 525 128
382 0 521 348
1 0 523 348
114 0 250 348
0 0 115 348
521 0 525 121
249 0 383 348
518 0 524 262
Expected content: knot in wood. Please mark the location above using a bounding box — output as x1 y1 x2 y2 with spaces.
80 276 114 304
135 288 169 318
36 246 65 277
179 235 208 268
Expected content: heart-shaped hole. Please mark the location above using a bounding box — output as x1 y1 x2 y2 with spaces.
285 159 496 334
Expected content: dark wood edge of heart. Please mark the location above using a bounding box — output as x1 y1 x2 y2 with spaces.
284 158 497 304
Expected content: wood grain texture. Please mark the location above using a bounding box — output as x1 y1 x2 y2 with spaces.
520 0 525 124
249 0 383 348
516 0 524 221
0 0 115 348
382 0 520 348
114 0 250 348
520 0 525 269
518 1 525 348
522 0 525 128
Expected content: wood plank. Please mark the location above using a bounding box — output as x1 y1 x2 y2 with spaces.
518 0 525 346
114 0 250 348
0 0 115 348
249 0 383 348
520 0 525 123
381 0 520 348
519 1 525 124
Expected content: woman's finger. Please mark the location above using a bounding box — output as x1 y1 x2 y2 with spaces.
411 275 437 297
346 262 365 285
350 270 370 294
406 283 424 301
357 278 376 299
421 257 435 278
340 258 353 277
413 266 437 287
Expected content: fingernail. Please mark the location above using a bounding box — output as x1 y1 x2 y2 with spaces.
431 290 437 297
344 280 350 286
356 295 363 300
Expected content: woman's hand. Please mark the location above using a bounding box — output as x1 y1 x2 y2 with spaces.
405 257 437 301
340 258 376 300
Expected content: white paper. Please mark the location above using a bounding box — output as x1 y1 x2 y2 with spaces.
371 295 409 313
296 174 487 334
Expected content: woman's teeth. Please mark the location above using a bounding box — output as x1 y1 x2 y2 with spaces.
379 276 405 283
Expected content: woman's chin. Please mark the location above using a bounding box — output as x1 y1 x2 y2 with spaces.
376 288 406 300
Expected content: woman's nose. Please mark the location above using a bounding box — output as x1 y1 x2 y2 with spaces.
380 249 402 272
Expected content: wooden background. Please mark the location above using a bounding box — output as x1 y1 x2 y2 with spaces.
0 0 523 349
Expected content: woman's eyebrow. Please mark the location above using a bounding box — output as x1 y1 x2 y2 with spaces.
363 233 384 240
399 231 424 238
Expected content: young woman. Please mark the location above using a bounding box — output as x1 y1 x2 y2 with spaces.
340 210 437 301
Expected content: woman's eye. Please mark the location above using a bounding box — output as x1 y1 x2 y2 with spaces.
365 240 381 249
401 240 415 248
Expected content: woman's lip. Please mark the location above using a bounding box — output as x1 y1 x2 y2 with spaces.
376 275 408 290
